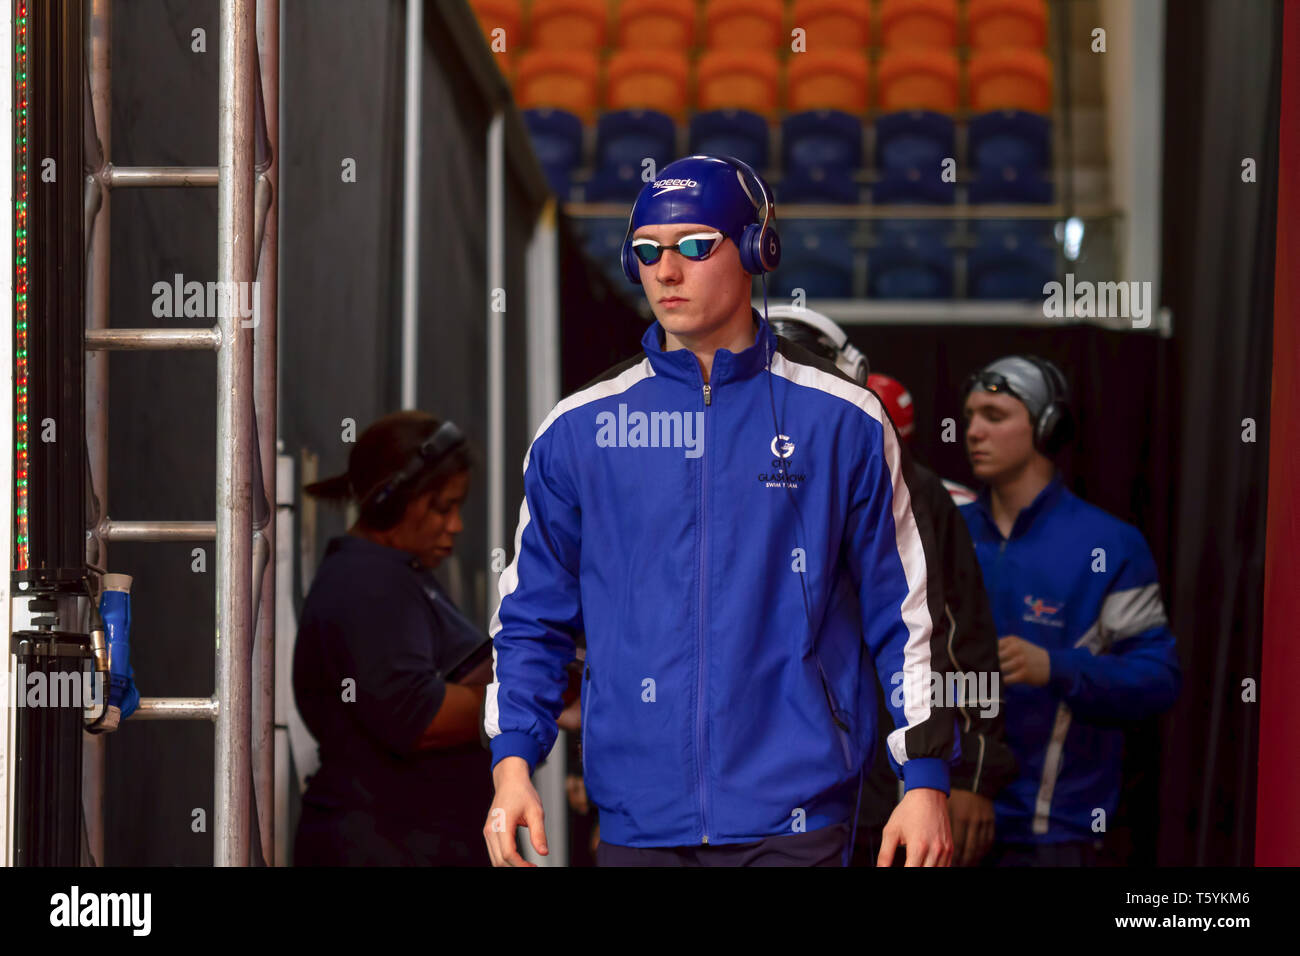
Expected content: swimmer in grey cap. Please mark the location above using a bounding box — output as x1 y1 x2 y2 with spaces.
962 355 1075 494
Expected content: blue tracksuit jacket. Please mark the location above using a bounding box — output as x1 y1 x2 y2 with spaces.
959 476 1181 844
485 312 955 848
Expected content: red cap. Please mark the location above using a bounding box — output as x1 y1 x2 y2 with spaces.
867 373 915 441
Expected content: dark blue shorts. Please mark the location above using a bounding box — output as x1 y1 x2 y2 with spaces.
595 822 852 867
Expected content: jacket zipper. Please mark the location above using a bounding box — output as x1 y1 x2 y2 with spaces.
697 380 711 843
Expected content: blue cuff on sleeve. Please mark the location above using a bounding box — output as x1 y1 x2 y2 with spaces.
902 757 950 796
1047 647 1086 695
490 731 541 775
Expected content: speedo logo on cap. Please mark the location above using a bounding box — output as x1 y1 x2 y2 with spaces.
652 178 698 195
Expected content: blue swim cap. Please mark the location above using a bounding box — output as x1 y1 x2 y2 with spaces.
621 155 780 283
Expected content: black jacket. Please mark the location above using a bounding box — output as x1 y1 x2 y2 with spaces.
858 460 1018 830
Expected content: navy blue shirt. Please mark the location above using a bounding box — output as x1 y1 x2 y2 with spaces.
293 534 492 832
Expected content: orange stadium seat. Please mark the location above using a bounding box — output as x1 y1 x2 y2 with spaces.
790 0 871 50
606 49 690 118
469 0 522 54
616 0 697 50
969 48 1052 112
704 0 785 51
879 0 958 49
968 0 1048 49
528 0 608 51
876 48 960 112
515 48 600 119
696 48 781 113
786 50 870 113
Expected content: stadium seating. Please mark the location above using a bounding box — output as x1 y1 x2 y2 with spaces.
874 110 955 173
968 220 1057 299
522 108 584 199
605 49 689 118
782 110 864 174
786 50 870 114
791 0 871 49
771 219 855 299
777 164 861 203
877 48 961 112
515 48 600 119
528 0 608 51
615 0 697 50
595 109 677 170
969 48 1053 113
696 48 781 114
689 110 771 170
870 225 955 299
498 0 1065 301
967 0 1049 49
968 109 1051 173
879 0 958 48
704 0 785 50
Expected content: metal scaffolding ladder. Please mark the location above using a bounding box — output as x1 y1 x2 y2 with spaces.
79 0 279 867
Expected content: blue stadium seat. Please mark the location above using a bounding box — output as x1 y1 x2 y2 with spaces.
874 110 955 174
688 109 770 170
782 110 864 174
968 220 1057 299
577 217 632 285
584 162 645 201
968 165 1053 204
776 165 860 204
595 109 677 170
869 224 954 299
522 108 584 200
968 110 1051 174
872 166 956 205
770 219 855 299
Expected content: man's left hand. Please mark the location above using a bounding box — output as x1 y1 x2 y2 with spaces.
878 788 953 867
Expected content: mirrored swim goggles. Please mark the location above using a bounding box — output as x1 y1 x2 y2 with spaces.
630 231 726 266
964 369 1023 402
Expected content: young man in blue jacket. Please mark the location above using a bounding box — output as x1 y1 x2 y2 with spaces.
959 356 1181 866
482 155 956 867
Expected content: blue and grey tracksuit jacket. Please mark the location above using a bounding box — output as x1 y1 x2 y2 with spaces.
485 311 955 848
959 477 1181 844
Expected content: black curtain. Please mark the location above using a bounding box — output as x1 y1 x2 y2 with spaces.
1154 0 1281 866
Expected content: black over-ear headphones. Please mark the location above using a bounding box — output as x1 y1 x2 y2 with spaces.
357 421 467 530
1021 356 1075 456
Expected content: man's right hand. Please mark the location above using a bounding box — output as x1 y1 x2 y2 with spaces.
483 756 548 867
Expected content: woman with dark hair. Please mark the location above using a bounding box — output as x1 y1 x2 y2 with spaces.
292 410 494 866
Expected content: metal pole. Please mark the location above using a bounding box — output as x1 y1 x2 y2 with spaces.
400 0 422 409
214 0 256 868
253 0 279 867
101 519 216 541
101 166 219 187
85 327 221 350
524 198 566 866
132 699 221 720
486 111 504 628
83 0 111 866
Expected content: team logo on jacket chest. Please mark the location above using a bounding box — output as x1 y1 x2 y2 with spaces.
758 433 807 489
1022 595 1065 627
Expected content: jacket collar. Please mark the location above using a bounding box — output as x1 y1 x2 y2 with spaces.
326 533 428 574
641 308 777 388
974 473 1067 540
